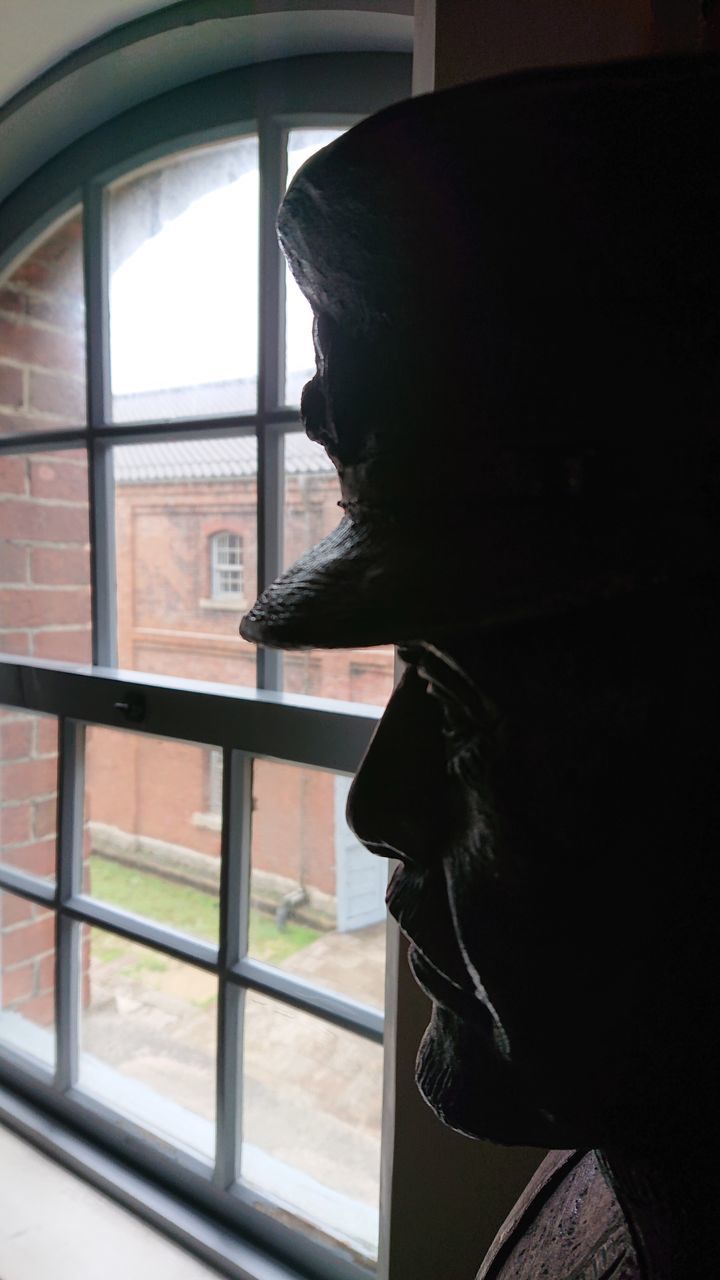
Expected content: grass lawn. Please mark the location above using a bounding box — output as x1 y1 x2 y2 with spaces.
90 856 321 967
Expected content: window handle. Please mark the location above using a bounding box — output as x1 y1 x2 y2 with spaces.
113 692 145 723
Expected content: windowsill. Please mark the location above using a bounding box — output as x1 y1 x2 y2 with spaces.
198 597 246 612
0 1019 379 1262
0 1123 220 1280
192 810 221 832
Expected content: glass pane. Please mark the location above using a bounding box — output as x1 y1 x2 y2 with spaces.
84 726 221 943
282 432 395 705
241 995 382 1264
113 438 257 685
284 129 346 407
109 136 259 422
249 759 386 1011
0 892 55 1067
0 708 58 880
0 449 91 662
80 925 216 1159
0 207 86 436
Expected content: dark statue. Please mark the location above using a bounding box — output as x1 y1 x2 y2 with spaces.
241 54 720 1279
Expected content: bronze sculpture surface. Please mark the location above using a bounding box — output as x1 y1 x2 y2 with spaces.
241 54 720 1278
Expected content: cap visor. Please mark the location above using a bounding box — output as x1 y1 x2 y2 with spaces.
238 506 591 651
239 499 712 652
240 516 424 649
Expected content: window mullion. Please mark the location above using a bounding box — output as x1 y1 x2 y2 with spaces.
256 429 284 692
257 117 286 422
256 118 287 693
83 181 117 667
54 718 85 1093
87 441 117 667
214 749 252 1189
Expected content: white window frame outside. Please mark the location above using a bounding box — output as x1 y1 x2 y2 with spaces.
207 746 224 815
211 532 244 601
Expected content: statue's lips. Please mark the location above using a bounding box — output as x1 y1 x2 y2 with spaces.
408 943 497 1034
385 863 472 985
386 864 496 1033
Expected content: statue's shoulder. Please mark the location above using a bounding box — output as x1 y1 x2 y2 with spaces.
477 1148 641 1280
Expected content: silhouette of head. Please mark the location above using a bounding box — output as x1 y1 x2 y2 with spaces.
241 56 720 1149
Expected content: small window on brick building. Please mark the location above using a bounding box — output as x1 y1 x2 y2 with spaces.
210 531 243 600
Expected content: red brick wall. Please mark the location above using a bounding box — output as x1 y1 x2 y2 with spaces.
0 451 91 662
0 209 86 439
0 458 90 1030
0 708 58 1028
0 710 58 879
1 211 90 1031
1 209 393 948
115 473 258 685
85 726 221 861
0 890 55 1027
252 760 338 899
89 471 394 905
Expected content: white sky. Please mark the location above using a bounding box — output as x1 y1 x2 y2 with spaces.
110 138 336 397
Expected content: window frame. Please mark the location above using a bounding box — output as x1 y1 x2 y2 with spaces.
0 53 411 1280
206 745 224 816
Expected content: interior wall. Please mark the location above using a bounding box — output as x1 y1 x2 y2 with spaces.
430 0 705 89
380 926 543 1280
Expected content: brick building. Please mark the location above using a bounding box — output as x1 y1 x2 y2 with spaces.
87 436 393 920
1 211 394 1042
1 212 90 1045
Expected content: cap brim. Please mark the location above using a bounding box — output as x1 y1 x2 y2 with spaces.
239 499 717 652
239 508 603 651
240 516 426 649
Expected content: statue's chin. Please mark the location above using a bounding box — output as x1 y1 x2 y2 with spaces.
415 1003 561 1148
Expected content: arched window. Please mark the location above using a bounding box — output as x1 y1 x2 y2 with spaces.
211 531 244 599
0 43 412 1280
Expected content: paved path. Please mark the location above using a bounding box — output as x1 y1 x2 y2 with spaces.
0 1125 221 1280
83 922 387 1222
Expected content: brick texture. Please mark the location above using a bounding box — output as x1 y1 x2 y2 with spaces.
31 546 89 585
0 456 27 494
0 363 23 410
1 213 85 1034
1 208 395 1046
82 470 395 906
2 913 54 966
29 455 88 502
32 628 91 661
0 719 33 758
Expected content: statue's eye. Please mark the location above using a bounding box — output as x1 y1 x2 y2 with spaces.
435 695 476 758
416 668 477 761
397 645 422 667
411 654 499 778
398 647 497 770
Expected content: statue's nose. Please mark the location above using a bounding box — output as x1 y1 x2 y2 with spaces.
347 667 449 867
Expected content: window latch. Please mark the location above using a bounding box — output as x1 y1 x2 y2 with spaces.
113 692 146 723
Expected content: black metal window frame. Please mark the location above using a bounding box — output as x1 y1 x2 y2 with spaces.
0 53 411 1280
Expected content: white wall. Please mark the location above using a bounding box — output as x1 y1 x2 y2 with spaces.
0 0 180 108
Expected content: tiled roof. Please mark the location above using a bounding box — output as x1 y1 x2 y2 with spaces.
114 433 334 483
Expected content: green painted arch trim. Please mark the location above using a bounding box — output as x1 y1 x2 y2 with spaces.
0 2 413 207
